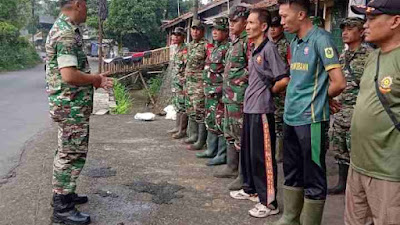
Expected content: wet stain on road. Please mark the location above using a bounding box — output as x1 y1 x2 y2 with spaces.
127 181 184 204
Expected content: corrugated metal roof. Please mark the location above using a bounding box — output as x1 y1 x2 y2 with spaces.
161 0 228 29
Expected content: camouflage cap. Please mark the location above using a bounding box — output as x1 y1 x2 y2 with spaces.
191 20 205 30
172 27 186 36
228 4 250 20
59 0 86 7
340 17 366 29
212 17 229 31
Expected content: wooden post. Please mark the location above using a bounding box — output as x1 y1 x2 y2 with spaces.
98 18 103 73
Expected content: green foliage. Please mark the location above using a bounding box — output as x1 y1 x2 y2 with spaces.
105 0 167 49
112 79 132 114
147 76 163 98
0 36 40 71
0 22 19 42
0 0 31 29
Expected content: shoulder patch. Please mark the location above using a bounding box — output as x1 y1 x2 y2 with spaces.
325 47 334 59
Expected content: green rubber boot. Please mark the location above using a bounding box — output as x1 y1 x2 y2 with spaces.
188 123 207 150
273 186 304 225
300 199 325 225
184 118 198 144
206 136 227 166
167 112 181 134
213 143 238 178
196 131 218 158
172 113 188 139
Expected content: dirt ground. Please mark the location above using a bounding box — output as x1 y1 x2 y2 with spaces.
0 113 345 225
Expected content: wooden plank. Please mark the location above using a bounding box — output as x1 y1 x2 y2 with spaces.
139 72 156 105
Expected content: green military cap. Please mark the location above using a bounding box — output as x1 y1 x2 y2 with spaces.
212 17 229 31
340 17 366 29
172 27 186 36
228 4 250 20
191 20 205 30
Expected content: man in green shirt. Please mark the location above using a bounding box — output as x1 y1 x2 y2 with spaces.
346 1 400 224
275 0 346 224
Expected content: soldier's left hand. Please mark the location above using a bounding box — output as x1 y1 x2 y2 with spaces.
99 71 114 90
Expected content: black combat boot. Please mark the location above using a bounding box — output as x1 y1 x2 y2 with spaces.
328 164 349 195
52 193 91 225
51 193 88 207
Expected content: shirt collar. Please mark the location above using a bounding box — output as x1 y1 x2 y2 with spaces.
233 31 247 44
59 13 79 31
215 39 228 47
252 37 269 56
294 26 317 43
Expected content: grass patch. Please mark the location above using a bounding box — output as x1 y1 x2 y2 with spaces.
146 76 163 98
112 79 132 114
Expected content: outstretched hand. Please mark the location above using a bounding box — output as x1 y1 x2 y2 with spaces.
99 71 113 90
93 71 113 90
329 98 341 115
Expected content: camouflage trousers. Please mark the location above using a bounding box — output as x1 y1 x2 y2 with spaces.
186 72 205 122
205 94 223 135
172 76 186 112
52 121 89 194
330 121 351 165
274 92 285 138
223 103 244 150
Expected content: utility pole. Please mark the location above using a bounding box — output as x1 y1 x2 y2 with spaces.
177 0 180 16
98 0 108 73
31 0 35 44
193 0 199 21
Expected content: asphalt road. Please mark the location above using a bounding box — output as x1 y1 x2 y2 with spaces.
0 64 51 178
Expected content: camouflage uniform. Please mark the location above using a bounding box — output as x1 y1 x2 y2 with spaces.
222 30 249 149
204 26 229 134
272 35 290 138
172 42 188 113
331 18 372 165
185 37 213 122
46 14 92 194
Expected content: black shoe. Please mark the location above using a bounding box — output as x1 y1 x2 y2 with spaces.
53 208 91 225
52 194 91 225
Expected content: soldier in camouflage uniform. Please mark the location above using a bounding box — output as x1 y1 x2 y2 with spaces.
269 11 290 163
328 17 372 195
168 27 189 139
184 20 214 150
45 1 113 224
214 4 250 191
195 17 230 166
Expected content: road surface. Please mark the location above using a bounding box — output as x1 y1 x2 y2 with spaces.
0 64 51 178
